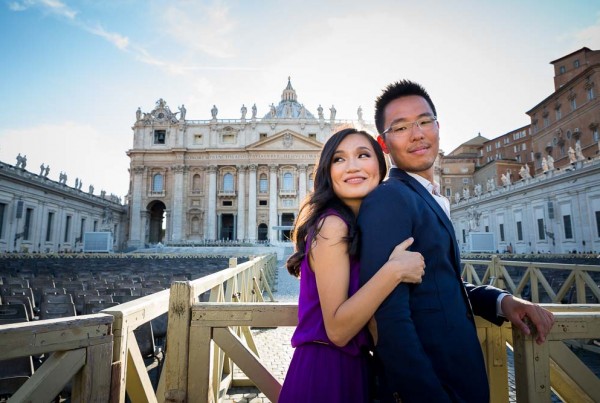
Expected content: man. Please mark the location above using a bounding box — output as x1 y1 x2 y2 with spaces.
358 80 554 402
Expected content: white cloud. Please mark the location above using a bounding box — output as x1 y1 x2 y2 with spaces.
85 23 130 50
9 0 78 19
39 0 76 19
162 1 237 58
0 122 129 198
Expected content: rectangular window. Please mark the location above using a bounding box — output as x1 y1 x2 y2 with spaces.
93 220 98 231
222 200 233 206
537 218 545 240
154 130 166 144
588 87 595 101
24 208 33 241
499 223 505 242
516 221 523 241
485 225 489 232
555 108 561 120
80 218 86 241
46 212 54 242
593 128 599 143
260 133 267 139
563 215 573 239
0 203 5 238
259 200 267 206
570 98 577 111
462 178 469 184
462 229 466 244
64 215 72 243
596 211 600 237
543 116 550 127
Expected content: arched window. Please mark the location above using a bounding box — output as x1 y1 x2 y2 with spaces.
283 172 293 190
259 174 268 193
193 174 201 192
308 174 314 192
223 173 234 192
152 174 163 192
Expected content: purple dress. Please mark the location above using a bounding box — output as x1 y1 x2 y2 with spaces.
279 210 370 402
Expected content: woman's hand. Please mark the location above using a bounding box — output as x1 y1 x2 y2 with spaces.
385 237 425 283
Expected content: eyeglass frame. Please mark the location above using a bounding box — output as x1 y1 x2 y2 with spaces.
381 115 438 138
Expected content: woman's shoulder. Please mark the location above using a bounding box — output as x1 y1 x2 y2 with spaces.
316 211 349 238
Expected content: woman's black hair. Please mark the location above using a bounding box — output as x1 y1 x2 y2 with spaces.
286 128 387 277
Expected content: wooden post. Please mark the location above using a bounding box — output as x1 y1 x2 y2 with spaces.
512 326 551 402
163 281 194 403
485 324 509 403
72 342 113 403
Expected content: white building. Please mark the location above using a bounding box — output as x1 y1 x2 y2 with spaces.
0 160 126 253
451 158 600 254
126 79 370 248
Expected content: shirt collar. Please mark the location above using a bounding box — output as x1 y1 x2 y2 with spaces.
405 171 438 194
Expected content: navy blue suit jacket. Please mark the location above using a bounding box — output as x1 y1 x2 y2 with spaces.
358 168 507 403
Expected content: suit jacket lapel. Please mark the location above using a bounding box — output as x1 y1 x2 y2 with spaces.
389 168 461 265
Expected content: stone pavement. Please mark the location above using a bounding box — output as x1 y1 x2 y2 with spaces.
222 327 294 403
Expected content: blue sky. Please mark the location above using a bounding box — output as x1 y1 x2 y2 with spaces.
1 0 599 198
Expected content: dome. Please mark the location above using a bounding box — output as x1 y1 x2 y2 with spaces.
262 77 316 120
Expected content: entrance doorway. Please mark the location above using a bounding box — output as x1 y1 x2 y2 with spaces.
220 214 234 240
257 223 268 241
281 213 295 241
147 201 166 244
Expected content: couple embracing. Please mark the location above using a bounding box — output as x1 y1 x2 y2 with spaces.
279 80 554 403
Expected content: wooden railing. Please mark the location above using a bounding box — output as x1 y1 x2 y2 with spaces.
1 254 598 402
167 302 600 403
104 254 276 403
462 256 600 304
0 314 114 402
0 253 276 403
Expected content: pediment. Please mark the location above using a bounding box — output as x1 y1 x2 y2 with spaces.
247 130 322 151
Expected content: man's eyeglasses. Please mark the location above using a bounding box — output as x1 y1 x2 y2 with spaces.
382 116 438 138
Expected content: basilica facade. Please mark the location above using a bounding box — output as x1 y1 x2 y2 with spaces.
126 79 371 248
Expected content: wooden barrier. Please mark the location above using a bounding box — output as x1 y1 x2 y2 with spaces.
462 257 600 304
0 314 114 402
1 254 598 402
103 253 277 403
177 303 600 403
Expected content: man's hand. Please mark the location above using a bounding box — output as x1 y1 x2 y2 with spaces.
501 295 555 344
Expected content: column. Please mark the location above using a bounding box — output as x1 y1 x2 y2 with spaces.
248 165 257 241
207 165 217 240
269 164 278 242
128 166 145 248
236 165 246 240
298 164 307 205
171 165 185 242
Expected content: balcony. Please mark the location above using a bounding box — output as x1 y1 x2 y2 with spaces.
218 190 236 198
279 189 297 197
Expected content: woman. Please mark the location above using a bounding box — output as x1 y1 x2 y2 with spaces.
279 128 425 402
